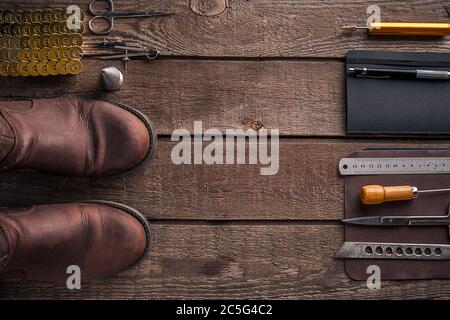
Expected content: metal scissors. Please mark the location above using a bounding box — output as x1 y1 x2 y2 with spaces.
89 0 174 35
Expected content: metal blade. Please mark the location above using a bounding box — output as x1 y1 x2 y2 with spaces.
112 11 174 18
343 215 450 226
336 242 450 260
419 188 450 194
342 216 383 225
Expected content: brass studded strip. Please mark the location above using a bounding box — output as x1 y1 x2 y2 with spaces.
0 8 85 77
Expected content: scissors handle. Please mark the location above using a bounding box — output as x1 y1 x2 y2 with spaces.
89 0 114 16
89 15 113 35
88 0 174 34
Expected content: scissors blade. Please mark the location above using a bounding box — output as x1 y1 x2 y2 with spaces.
343 215 450 226
111 11 174 18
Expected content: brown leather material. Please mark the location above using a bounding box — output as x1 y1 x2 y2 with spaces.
0 202 150 283
0 226 7 265
0 113 14 165
0 98 156 177
344 149 450 280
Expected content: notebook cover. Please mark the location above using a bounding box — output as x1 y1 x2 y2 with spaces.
346 50 450 135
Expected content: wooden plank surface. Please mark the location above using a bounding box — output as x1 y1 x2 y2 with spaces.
2 224 450 299
0 59 346 137
1 0 450 299
1 139 449 221
2 0 450 58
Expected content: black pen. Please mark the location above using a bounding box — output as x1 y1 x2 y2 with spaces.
348 67 450 80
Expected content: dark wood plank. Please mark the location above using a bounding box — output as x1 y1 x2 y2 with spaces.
1 223 450 299
2 0 449 58
1 0 449 300
1 138 450 221
0 59 346 136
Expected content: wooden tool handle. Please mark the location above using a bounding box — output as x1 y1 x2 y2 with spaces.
360 185 415 205
368 22 450 36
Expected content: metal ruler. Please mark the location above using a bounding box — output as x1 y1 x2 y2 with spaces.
339 157 450 176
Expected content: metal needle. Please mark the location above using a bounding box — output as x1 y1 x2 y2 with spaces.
341 24 368 31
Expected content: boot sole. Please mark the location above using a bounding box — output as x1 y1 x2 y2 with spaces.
82 200 152 268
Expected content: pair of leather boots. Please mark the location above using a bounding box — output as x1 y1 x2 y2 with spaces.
0 97 157 284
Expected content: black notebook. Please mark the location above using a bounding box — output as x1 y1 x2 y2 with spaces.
346 50 450 135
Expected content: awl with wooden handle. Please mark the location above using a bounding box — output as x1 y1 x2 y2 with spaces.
342 22 450 36
361 185 450 205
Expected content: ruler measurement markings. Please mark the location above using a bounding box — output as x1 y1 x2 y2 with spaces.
339 158 450 175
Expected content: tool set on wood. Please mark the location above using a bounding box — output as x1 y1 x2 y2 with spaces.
0 0 174 91
335 7 450 280
337 151 450 280
2 1 450 285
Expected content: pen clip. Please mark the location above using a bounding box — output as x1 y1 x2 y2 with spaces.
354 74 391 79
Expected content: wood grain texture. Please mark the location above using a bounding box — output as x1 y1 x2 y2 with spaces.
1 0 449 58
1 138 449 221
1 0 450 300
1 223 450 299
0 59 345 136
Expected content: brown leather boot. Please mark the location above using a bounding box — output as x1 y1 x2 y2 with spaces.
0 201 151 283
0 97 157 177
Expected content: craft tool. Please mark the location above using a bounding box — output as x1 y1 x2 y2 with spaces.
339 157 450 176
360 185 450 205
88 0 174 35
94 39 140 48
343 205 450 234
341 22 450 36
98 48 160 70
348 67 450 81
336 242 450 260
100 66 123 91
94 39 170 69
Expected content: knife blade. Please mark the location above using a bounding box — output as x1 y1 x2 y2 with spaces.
343 204 450 229
343 214 450 226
